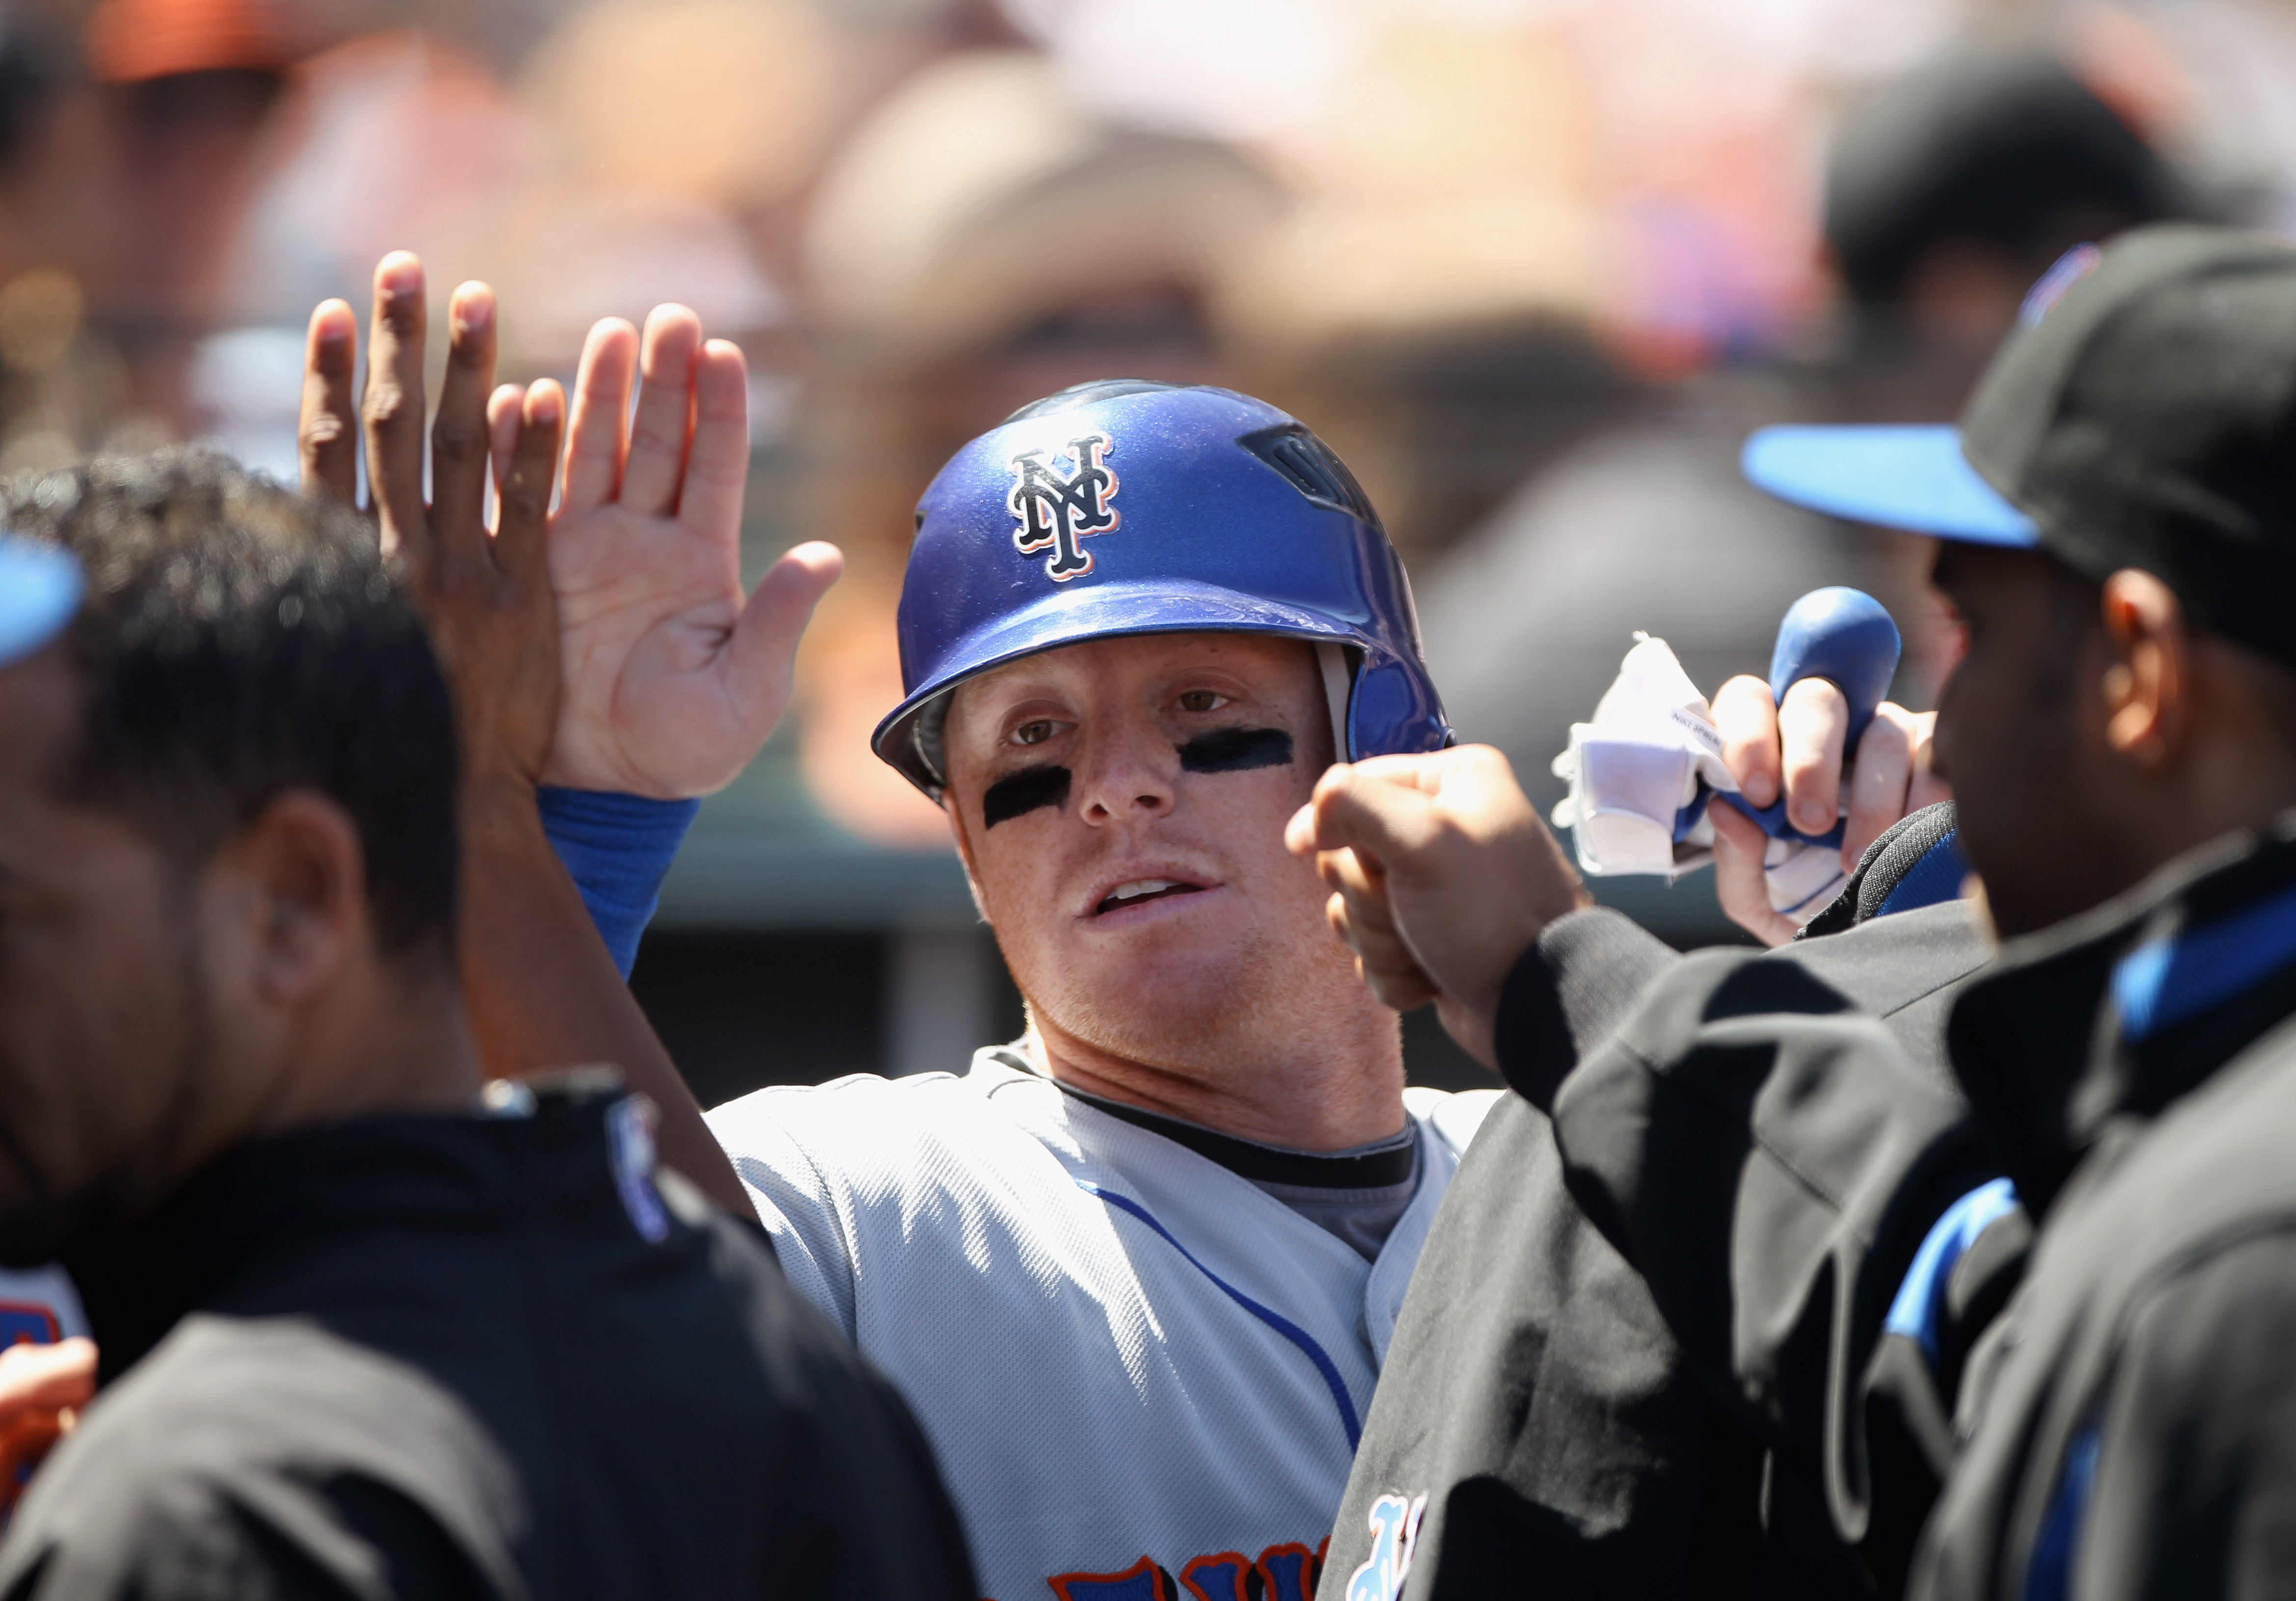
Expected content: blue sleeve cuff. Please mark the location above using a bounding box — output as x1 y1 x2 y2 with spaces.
536 787 700 980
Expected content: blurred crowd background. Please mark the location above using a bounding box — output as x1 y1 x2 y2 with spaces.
6 0 2287 1092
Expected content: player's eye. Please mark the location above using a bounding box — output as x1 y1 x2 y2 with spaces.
1175 690 1229 713
1011 719 1057 747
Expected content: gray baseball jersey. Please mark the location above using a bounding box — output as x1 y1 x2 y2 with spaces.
706 1047 1495 1601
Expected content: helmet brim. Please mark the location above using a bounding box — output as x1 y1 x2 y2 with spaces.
871 578 1371 796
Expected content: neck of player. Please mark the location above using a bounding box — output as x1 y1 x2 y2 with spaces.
1026 994 1409 1153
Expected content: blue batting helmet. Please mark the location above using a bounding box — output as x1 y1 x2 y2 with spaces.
872 380 1450 796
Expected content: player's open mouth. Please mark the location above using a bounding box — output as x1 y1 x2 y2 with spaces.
1093 879 1206 916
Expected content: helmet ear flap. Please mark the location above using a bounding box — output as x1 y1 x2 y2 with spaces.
911 692 954 796
1316 641 1355 766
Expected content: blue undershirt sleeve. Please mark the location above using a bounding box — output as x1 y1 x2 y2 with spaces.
535 787 701 980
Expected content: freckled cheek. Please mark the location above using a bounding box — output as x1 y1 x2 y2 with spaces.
1174 765 1317 840
969 826 1076 929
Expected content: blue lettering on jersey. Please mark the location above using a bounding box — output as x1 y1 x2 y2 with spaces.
1055 1540 1325 1601
1177 1552 1251 1601
0 1304 59 1346
1050 1555 1170 1601
1254 1542 1320 1601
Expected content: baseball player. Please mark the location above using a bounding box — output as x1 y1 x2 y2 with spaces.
360 324 1503 1600
704 381 1500 1601
1297 226 2296 1600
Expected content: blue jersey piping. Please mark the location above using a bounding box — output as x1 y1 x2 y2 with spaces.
1074 1179 1362 1449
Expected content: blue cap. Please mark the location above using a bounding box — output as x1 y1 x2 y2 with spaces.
0 536 79 669
1741 424 2038 546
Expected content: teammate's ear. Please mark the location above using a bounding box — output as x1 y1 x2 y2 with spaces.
2100 569 2188 770
228 789 366 1007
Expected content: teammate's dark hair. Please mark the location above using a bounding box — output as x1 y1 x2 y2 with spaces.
0 449 457 958
1826 56 2187 308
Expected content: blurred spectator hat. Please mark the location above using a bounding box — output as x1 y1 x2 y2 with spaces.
874 379 1450 795
806 51 1285 362
0 535 79 667
1745 226 2296 667
1825 53 2189 308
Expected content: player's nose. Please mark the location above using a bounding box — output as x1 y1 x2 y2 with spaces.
1075 716 1175 826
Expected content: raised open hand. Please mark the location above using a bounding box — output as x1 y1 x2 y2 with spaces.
299 252 565 798
544 309 841 798
297 254 754 1214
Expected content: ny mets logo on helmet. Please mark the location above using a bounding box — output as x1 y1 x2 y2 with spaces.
1009 432 1119 582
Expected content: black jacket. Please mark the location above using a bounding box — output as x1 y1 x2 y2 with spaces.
0 1078 977 1601
1322 811 1992 1601
1543 813 2296 1601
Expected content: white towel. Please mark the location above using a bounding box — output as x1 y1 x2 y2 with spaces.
1550 634 1849 920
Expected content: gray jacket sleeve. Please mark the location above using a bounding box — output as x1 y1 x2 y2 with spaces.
1492 906 1683 1109
1543 945 2002 1577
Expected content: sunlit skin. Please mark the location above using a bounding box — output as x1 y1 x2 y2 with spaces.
0 645 480 1261
941 632 1407 1151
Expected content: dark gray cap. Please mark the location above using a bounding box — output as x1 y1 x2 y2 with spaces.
1745 225 2296 669
1961 224 2296 665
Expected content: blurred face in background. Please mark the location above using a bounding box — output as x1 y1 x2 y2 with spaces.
940 631 1390 1082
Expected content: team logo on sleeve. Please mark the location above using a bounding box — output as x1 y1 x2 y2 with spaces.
1009 432 1119 582
1343 1494 1425 1601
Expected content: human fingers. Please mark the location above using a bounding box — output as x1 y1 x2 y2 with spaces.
1295 744 1506 854
1314 839 1394 930
1306 747 1539 874
360 252 431 559
430 282 499 577
0 1338 94 1417
1841 704 1916 869
1776 676 1848 837
1295 767 1433 873
1712 675 1782 808
720 542 844 748
1711 799 1798 947
299 299 358 504
561 317 637 514
620 304 704 516
1291 761 1439 859
487 383 524 496
1342 751 1458 795
493 381 565 580
1905 710 1951 812
0 1334 97 1507
1323 891 1439 1012
677 338 749 542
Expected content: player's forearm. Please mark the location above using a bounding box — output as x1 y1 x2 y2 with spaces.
458 783 753 1216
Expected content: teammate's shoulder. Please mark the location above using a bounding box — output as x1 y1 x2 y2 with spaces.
9 1314 513 1584
1404 1085 1504 1154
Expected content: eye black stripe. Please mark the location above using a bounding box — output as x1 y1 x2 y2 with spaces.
982 765 1071 827
1177 727 1293 774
